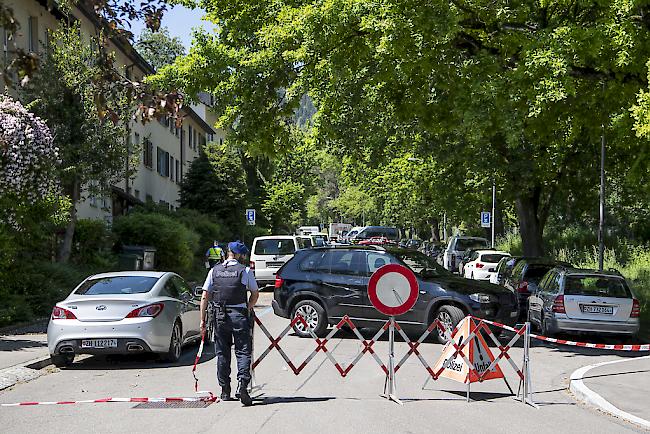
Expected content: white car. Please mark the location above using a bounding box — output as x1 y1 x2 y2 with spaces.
463 250 511 281
250 235 312 287
47 271 201 367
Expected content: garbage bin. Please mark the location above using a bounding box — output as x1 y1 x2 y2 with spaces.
121 245 156 270
118 253 142 271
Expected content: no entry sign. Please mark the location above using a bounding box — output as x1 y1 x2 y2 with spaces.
368 264 419 316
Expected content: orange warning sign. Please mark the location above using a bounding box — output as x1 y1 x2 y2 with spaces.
432 317 504 383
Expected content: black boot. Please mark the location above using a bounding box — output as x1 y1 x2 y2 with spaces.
220 385 231 401
235 380 252 406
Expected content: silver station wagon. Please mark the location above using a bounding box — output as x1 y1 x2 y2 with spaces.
527 267 640 337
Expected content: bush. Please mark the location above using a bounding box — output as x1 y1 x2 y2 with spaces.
112 213 199 274
72 219 115 266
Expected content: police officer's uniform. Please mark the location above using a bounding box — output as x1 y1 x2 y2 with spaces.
206 243 225 268
202 245 258 405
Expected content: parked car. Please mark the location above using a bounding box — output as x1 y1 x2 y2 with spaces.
47 271 201 367
442 236 490 272
349 226 400 244
272 246 519 343
504 258 572 318
457 248 486 275
251 235 313 287
527 267 640 337
403 239 422 250
464 250 511 281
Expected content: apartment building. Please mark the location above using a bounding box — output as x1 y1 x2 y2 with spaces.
3 0 222 222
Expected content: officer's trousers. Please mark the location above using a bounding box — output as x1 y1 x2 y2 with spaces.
214 307 252 387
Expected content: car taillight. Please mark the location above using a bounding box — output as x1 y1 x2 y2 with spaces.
516 281 529 293
51 306 77 320
631 299 640 318
274 276 284 289
475 263 484 269
125 303 164 318
552 295 565 313
249 260 255 270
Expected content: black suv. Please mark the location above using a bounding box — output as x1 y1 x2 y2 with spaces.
503 258 572 318
272 246 519 343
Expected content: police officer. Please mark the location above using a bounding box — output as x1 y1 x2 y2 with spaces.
200 240 258 406
205 240 225 268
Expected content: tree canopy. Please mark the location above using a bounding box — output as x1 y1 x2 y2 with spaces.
136 27 186 71
152 0 650 254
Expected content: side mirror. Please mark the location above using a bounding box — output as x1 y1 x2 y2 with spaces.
194 286 204 297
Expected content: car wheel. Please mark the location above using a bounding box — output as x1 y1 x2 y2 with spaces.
292 300 328 338
541 315 553 337
435 305 465 344
51 353 74 368
162 321 182 362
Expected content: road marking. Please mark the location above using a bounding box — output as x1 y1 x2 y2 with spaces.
569 355 650 429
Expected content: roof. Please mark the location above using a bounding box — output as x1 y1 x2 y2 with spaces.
88 271 169 279
559 267 626 278
475 250 510 255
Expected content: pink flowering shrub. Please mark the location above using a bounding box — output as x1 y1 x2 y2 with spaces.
0 94 59 205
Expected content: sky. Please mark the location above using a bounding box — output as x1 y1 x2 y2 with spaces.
128 4 213 51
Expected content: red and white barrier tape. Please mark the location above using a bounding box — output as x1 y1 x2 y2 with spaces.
475 317 650 352
1 395 218 407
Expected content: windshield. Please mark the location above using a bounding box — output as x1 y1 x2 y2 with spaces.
255 239 296 255
565 276 631 298
456 238 489 251
482 254 509 263
75 276 158 295
391 250 452 277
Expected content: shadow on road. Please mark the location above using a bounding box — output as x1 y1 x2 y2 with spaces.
62 341 215 370
0 338 47 352
251 395 335 406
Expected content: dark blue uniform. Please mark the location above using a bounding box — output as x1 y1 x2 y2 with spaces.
206 260 255 394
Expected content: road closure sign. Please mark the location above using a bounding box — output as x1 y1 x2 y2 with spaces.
368 264 419 316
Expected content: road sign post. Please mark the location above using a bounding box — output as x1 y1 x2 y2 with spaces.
367 264 419 405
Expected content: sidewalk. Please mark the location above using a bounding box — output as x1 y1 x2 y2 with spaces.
571 355 650 430
0 321 51 390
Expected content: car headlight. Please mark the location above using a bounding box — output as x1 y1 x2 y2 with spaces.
469 293 496 303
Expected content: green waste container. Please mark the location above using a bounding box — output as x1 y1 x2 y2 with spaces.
118 253 143 271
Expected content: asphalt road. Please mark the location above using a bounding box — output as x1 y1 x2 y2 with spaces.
0 293 647 433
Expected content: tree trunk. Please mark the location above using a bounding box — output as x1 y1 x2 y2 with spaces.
58 179 80 263
429 218 440 242
515 192 545 257
495 201 505 239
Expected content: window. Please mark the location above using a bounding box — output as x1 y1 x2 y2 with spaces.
143 138 153 168
28 17 38 52
134 189 140 199
481 254 509 263
254 239 296 255
145 194 153 203
175 160 180 183
564 276 631 298
160 278 180 299
220 138 223 146
367 252 398 274
188 125 193 149
157 147 170 177
169 155 174 179
134 132 140 146
1 26 7 65
194 130 198 150
75 276 158 295
523 264 554 285
297 237 312 249
172 276 192 297
327 251 366 276
300 251 329 272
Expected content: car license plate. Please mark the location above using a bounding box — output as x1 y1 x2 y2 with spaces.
580 305 613 315
81 339 118 348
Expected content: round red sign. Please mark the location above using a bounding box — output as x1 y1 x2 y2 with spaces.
367 264 419 316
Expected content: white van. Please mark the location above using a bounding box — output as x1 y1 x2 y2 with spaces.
250 235 313 287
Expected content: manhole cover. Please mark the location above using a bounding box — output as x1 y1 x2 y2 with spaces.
133 400 213 409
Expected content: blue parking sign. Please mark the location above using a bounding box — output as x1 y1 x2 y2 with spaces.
481 211 491 228
246 209 256 222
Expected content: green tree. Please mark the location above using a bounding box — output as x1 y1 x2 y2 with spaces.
180 142 248 232
23 25 132 262
153 0 650 255
135 27 186 71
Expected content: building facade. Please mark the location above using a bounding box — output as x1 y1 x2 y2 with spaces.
3 0 222 222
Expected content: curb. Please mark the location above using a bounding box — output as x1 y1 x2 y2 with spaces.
569 356 650 430
0 355 53 391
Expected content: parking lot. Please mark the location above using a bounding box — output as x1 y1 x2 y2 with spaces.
1 292 648 433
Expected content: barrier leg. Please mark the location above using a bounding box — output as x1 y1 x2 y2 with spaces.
381 317 402 405
248 311 262 394
522 322 539 408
